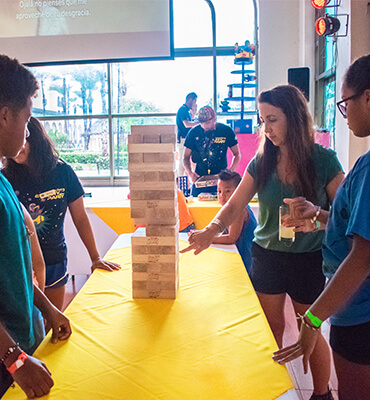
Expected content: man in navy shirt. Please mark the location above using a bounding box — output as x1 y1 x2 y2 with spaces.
176 92 198 176
183 106 241 197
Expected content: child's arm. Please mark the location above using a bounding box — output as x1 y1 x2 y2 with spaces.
68 197 121 272
22 205 46 291
33 284 72 343
212 209 246 245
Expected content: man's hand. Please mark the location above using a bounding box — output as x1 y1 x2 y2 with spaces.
91 258 121 272
190 172 200 183
12 355 54 398
41 305 72 344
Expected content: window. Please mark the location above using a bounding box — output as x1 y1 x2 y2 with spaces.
30 0 257 184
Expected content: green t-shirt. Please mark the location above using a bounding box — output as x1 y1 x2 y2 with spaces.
248 144 343 253
0 174 41 351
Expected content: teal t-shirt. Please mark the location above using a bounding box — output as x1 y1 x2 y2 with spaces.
247 144 343 253
0 174 41 351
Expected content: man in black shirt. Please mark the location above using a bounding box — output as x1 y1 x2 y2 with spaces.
176 92 198 176
183 106 241 197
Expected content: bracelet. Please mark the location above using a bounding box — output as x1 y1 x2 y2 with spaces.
6 351 28 375
0 344 19 364
305 310 323 328
210 218 226 234
310 206 321 224
296 313 321 331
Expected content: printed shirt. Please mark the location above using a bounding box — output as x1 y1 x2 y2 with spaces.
7 161 84 265
184 123 238 176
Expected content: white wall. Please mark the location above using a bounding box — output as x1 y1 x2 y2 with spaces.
258 0 369 172
258 0 316 115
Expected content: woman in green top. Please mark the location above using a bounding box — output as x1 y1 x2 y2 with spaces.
181 85 344 400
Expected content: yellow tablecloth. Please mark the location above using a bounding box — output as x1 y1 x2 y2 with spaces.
87 199 223 233
5 241 293 400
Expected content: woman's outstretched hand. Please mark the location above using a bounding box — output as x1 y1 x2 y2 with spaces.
180 226 218 255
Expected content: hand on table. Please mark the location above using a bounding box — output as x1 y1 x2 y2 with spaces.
190 172 200 184
272 323 320 374
12 355 54 398
91 258 121 272
180 227 217 255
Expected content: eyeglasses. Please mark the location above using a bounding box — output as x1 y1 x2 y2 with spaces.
336 93 362 117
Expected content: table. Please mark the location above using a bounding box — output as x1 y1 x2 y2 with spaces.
84 198 254 234
4 235 296 400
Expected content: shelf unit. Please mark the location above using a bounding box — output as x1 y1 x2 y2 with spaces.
226 59 257 120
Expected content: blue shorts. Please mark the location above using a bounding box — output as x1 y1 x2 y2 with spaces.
251 243 325 305
45 258 68 289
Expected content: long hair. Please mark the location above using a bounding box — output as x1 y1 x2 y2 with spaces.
255 85 317 202
3 117 59 182
344 54 370 93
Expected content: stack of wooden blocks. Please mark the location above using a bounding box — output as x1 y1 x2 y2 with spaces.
128 125 179 299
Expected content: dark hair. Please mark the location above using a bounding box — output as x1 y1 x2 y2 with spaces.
186 92 197 102
218 169 242 187
344 54 370 93
0 55 38 111
256 85 317 202
3 117 59 182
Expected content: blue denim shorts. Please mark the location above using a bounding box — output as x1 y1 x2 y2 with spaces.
45 258 68 289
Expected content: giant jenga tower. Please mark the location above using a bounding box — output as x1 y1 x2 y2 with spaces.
128 125 179 299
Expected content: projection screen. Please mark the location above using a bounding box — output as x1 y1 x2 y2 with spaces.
0 0 174 65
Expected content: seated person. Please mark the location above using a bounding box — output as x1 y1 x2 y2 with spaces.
213 170 257 274
183 106 241 197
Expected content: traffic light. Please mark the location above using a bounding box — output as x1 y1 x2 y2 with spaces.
311 0 331 9
315 15 341 36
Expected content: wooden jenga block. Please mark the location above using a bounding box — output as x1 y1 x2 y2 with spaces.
130 199 177 211
143 153 160 163
131 254 178 263
160 133 176 144
129 171 144 182
128 143 175 153
131 235 178 247
127 133 143 144
132 288 177 299
159 171 176 181
160 153 176 163
128 153 143 163
128 163 175 172
129 190 176 200
132 272 177 281
146 223 179 237
143 133 160 143
132 263 178 273
144 171 160 181
129 181 175 191
131 244 177 255
131 125 175 135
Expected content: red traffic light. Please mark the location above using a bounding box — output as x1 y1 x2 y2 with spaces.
311 0 331 9
315 15 340 36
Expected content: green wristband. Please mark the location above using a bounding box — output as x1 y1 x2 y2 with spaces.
305 310 323 328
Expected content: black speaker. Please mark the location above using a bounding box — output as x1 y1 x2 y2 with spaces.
288 67 310 102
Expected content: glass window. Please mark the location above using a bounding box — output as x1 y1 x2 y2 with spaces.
324 79 335 134
213 0 255 47
40 118 110 178
31 64 108 117
173 0 212 48
111 57 213 114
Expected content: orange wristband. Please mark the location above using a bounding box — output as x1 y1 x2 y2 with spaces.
7 351 28 375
